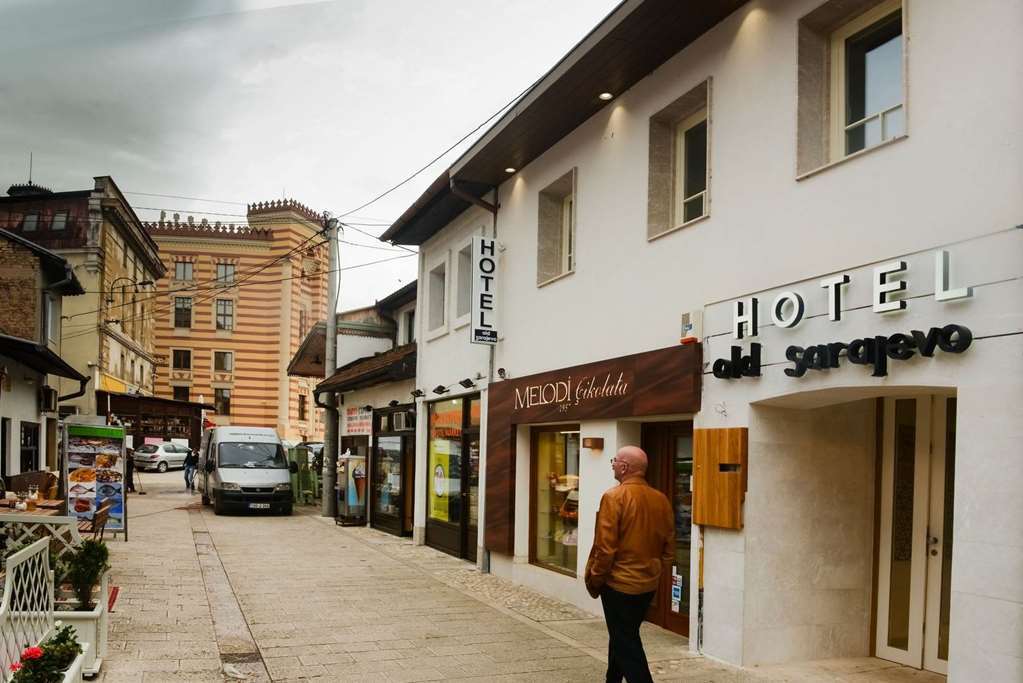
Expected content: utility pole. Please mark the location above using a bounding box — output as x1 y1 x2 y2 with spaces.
321 213 340 517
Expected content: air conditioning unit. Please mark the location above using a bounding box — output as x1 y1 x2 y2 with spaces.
39 386 58 412
391 410 415 431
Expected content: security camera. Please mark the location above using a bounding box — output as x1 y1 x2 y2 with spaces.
497 368 507 379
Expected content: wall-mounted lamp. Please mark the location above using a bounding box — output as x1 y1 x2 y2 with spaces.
361 404 373 411
432 385 449 395
582 437 604 450
410 389 425 398
458 378 476 389
497 368 508 379
388 400 400 407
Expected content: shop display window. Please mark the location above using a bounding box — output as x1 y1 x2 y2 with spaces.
428 399 463 524
373 436 402 519
531 426 581 575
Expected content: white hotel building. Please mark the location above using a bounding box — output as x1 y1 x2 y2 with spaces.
381 0 1022 679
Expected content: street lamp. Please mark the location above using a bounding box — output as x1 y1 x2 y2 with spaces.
106 277 154 305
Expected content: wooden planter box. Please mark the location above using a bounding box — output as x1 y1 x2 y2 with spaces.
55 571 109 677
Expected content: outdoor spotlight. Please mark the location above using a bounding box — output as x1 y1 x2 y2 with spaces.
362 405 373 411
410 389 425 398
458 378 476 389
497 368 507 379
598 92 613 101
388 400 400 407
504 167 516 173
432 385 449 395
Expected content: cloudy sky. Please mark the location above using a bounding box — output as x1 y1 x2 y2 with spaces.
0 0 618 308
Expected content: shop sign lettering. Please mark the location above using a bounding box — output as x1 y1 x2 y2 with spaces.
513 372 630 412
471 236 499 345
714 249 976 380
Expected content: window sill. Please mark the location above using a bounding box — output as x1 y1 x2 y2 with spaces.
796 134 908 181
537 269 574 289
648 213 710 242
453 315 470 332
529 558 577 579
424 324 448 343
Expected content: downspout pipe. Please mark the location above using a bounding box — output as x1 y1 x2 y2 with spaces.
59 376 91 402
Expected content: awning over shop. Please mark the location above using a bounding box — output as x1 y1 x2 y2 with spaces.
0 334 87 381
316 344 416 394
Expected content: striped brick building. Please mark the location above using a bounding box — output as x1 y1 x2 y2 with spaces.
146 200 328 443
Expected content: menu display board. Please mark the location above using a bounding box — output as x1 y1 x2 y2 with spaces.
65 424 127 536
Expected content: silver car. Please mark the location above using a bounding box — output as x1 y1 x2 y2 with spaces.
132 442 190 472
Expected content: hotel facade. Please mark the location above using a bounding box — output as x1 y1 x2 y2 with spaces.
383 0 1022 679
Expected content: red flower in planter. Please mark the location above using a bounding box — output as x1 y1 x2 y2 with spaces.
9 662 21 672
20 647 43 660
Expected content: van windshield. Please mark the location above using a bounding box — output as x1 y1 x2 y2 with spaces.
217 442 288 469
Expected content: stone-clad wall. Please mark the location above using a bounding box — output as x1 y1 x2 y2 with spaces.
0 239 40 342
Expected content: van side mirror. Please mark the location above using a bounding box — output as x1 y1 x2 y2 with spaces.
205 459 216 473
289 461 298 474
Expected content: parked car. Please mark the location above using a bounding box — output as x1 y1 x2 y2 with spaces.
198 426 297 515
132 442 190 472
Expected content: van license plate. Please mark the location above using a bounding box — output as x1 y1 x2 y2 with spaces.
248 503 270 509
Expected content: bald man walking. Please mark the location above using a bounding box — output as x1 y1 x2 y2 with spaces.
585 446 674 683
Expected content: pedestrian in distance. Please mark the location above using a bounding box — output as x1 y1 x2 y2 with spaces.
125 449 136 493
585 446 674 683
183 448 199 493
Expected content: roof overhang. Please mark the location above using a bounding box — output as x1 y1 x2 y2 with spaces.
287 322 327 378
316 344 416 394
0 334 88 381
383 0 747 246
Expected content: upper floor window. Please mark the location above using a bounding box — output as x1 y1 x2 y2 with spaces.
797 0 905 176
174 261 193 281
831 2 903 157
174 297 192 328
172 349 191 370
428 261 446 331
647 79 710 239
214 388 231 415
216 299 234 330
537 169 576 285
214 351 233 372
51 211 67 231
216 263 235 284
42 295 56 342
299 309 308 339
298 394 307 421
22 214 38 232
456 244 472 319
674 110 708 225
404 310 415 344
172 385 190 402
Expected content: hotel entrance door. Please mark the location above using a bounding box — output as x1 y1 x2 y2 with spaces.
876 396 955 674
640 422 693 638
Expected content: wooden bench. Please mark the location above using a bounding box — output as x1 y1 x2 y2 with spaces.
77 500 114 541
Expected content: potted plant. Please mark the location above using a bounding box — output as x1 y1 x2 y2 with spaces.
53 540 110 677
8 623 88 683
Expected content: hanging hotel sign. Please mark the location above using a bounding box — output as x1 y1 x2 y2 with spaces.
713 249 975 380
470 236 499 345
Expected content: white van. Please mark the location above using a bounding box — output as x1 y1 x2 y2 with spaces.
198 426 297 515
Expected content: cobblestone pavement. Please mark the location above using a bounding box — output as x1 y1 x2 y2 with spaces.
96 472 944 682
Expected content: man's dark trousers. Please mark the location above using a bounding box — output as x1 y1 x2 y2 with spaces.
600 586 655 683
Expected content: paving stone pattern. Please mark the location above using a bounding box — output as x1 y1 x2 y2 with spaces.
97 472 944 682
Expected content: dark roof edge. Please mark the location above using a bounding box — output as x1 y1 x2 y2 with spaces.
0 228 84 294
376 280 417 312
380 171 452 243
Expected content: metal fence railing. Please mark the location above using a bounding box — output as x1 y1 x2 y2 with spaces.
0 537 55 675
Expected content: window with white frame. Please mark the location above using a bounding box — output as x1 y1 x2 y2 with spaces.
674 110 708 225
537 169 576 285
215 299 234 330
404 310 415 344
42 295 56 342
456 244 472 319
428 261 446 331
174 297 192 328
174 261 193 281
831 1 903 158
797 0 904 175
214 351 233 373
216 262 235 284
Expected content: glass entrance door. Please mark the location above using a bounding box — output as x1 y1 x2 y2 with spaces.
640 421 693 638
876 396 955 674
426 396 480 561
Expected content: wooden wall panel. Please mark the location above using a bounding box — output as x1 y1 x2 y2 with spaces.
693 427 748 530
485 344 702 554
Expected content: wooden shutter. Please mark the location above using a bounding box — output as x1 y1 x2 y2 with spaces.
484 382 515 553
693 427 748 530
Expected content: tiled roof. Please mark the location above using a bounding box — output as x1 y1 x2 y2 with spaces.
317 343 416 393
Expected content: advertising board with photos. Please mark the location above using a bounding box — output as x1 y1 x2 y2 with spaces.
65 424 127 536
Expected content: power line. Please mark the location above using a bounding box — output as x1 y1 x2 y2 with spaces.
336 76 542 219
123 191 247 206
60 252 415 341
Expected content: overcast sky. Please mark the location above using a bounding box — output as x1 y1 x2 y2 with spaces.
0 0 618 309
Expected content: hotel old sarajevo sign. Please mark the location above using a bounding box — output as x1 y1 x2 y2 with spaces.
490 344 702 423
